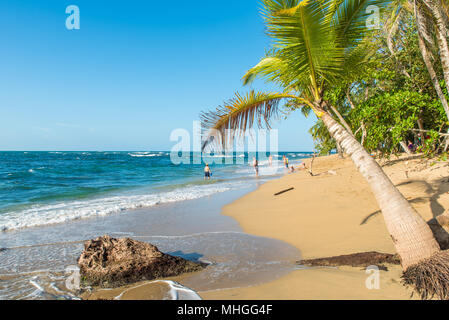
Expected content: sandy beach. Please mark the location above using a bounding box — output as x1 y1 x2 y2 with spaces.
78 153 449 300
200 154 449 300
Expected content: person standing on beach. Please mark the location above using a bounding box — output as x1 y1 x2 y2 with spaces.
283 155 289 169
268 155 273 166
407 140 416 153
204 164 212 180
252 157 259 177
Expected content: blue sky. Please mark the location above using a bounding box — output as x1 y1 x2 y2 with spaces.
0 0 316 151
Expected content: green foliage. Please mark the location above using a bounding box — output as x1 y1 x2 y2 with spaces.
371 12 442 97
309 119 337 155
349 90 447 156
201 0 383 151
307 7 449 157
417 130 442 158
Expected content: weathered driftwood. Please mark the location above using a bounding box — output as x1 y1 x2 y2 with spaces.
274 188 294 196
298 251 401 271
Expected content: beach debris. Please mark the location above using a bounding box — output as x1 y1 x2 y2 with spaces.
274 187 294 196
308 154 316 177
77 235 207 288
298 251 400 271
327 170 337 176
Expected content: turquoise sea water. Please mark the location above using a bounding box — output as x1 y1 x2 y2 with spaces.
0 151 310 300
0 151 312 232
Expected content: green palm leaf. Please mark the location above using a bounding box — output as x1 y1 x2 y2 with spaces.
201 0 382 149
200 91 303 150
263 0 343 95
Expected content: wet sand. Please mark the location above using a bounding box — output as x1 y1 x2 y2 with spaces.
200 154 449 300
0 186 301 300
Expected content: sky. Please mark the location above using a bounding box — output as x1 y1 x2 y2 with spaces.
0 0 316 151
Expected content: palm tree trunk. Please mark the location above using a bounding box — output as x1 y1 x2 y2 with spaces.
329 104 354 136
400 141 413 155
336 141 344 158
424 0 449 95
346 89 367 145
415 1 449 122
320 110 440 269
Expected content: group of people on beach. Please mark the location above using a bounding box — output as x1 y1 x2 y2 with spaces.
253 155 291 176
406 133 433 153
204 154 307 179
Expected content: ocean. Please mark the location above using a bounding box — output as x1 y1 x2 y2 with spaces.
0 151 310 300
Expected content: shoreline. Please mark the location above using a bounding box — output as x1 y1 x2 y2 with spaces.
34 153 449 300
200 154 449 300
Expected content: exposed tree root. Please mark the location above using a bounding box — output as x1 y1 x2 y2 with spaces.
402 250 449 300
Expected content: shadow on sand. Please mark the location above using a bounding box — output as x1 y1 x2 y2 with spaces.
360 178 449 250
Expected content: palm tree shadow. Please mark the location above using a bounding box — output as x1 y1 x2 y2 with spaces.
360 210 381 225
380 155 424 168
360 179 449 249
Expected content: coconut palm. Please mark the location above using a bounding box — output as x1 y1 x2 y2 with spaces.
386 0 449 123
423 0 449 94
385 0 449 150
200 0 449 299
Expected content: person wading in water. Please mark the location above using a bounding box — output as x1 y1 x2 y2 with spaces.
204 164 212 180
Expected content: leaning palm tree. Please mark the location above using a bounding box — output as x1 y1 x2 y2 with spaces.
423 0 449 95
385 0 449 125
201 0 449 299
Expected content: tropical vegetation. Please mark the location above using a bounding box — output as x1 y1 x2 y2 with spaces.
200 0 449 299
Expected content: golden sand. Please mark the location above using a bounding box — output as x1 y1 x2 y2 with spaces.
83 154 449 300
200 154 449 300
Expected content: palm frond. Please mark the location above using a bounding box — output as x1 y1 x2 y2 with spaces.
242 54 288 86
332 0 388 48
200 91 301 150
261 0 344 96
261 0 302 15
340 37 377 83
242 51 311 96
415 0 436 46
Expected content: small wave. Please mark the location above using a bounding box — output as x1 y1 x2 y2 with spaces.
29 278 45 293
167 281 202 300
113 280 201 300
128 152 161 158
0 184 231 232
204 155 235 158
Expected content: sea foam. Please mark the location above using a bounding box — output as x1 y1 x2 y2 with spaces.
0 184 231 232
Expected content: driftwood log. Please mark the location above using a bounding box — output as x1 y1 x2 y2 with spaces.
298 251 400 271
274 188 294 196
